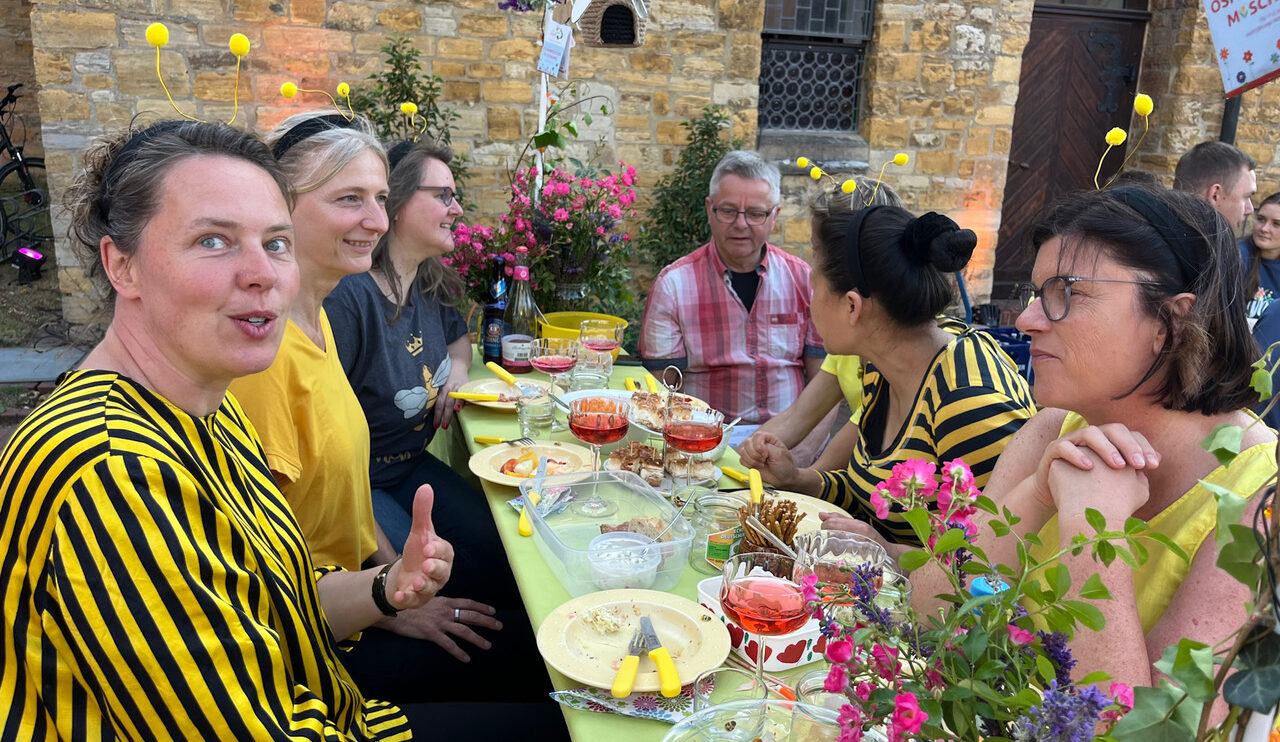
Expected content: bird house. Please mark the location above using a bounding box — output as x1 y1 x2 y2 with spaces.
576 0 646 48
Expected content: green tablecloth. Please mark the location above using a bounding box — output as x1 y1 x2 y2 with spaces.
430 354 775 741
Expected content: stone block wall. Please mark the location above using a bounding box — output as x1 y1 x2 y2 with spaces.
0 0 42 158
855 0 1035 302
1134 0 1280 199
24 0 765 324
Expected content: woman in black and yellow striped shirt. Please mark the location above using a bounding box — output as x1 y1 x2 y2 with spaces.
739 207 1036 551
0 121 452 740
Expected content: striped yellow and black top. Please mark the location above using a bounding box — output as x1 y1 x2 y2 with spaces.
0 370 411 741
817 321 1037 545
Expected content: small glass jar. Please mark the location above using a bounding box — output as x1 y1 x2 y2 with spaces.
686 489 749 574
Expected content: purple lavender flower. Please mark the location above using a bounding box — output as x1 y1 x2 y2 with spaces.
1011 681 1107 742
1037 631 1077 685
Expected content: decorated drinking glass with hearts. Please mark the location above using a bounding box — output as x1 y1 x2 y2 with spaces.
719 552 809 693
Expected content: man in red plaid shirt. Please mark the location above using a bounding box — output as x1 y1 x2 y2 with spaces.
640 151 824 425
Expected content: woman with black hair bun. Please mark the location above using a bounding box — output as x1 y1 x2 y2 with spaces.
739 206 1037 555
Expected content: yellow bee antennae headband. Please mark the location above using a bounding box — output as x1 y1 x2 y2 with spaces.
796 153 909 208
398 102 429 137
1094 93 1154 190
280 82 356 122
146 24 253 125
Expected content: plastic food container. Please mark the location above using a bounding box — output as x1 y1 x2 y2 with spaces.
696 576 825 673
519 470 694 596
588 531 661 590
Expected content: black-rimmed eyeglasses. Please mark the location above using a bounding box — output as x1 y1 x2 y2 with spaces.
1015 275 1163 321
417 185 461 207
711 205 775 226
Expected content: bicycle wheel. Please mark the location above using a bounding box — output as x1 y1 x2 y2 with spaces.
0 158 52 263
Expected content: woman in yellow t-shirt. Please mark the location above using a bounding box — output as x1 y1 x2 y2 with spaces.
917 186 1275 709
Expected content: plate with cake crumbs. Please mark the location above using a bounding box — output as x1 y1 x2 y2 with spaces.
536 589 730 693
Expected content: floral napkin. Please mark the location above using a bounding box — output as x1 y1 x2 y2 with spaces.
549 680 705 723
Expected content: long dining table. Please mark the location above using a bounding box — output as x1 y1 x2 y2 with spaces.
428 352 828 740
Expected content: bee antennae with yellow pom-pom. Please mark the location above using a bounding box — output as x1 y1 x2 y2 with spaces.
863 153 908 207
146 23 203 123
1098 93 1155 190
226 34 250 125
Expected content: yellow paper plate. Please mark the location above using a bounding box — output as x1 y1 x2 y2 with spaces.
455 377 549 412
467 440 594 488
536 589 731 693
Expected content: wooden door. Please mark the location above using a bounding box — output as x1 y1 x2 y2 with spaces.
993 5 1149 300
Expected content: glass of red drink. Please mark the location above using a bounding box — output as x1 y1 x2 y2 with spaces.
568 396 630 517
663 407 724 488
792 530 888 610
578 318 625 355
719 552 808 692
530 338 578 431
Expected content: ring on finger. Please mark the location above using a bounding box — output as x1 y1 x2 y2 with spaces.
454 608 462 621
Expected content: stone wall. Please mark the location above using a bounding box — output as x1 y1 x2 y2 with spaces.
25 0 765 324
1134 0 1280 199
0 0 42 158
857 0 1035 302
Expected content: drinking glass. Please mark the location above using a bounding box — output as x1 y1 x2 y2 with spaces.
579 318 625 355
792 530 889 605
570 347 613 390
663 407 724 489
692 665 774 711
663 699 842 742
529 337 577 430
567 396 629 517
720 552 809 695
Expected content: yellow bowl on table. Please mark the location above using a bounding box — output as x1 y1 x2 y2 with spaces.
538 311 628 360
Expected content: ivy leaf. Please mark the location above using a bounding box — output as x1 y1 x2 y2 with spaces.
1217 523 1263 587
532 130 568 150
1151 639 1215 703
582 111 593 126
563 121 579 137
1251 367 1273 400
1200 423 1244 466
1079 573 1111 600
1205 480 1249 552
1109 682 1197 742
898 549 930 572
1223 625 1280 712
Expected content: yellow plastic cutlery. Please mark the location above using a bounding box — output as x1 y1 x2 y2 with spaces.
720 465 749 484
449 391 502 402
643 373 660 393
624 377 640 392
486 361 519 387
610 630 644 698
748 468 764 514
641 616 681 697
517 490 540 537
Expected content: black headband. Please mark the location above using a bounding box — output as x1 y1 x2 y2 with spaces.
1105 186 1204 289
843 205 883 297
272 114 358 159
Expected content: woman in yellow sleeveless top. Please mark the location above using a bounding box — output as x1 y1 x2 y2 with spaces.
916 186 1276 708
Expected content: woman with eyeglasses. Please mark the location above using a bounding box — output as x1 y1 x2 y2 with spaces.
322 143 552 713
739 205 1037 552
922 186 1276 704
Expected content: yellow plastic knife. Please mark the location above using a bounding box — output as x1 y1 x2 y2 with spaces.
640 616 681 697
748 468 764 509
486 361 519 387
624 377 640 392
643 373 660 393
517 490 540 537
720 465 749 484
449 391 502 402
611 630 644 698
473 435 506 445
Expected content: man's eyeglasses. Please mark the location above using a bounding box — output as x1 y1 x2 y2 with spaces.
417 185 461 207
711 205 775 226
1015 275 1163 321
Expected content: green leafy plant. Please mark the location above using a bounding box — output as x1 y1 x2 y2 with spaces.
633 106 743 271
349 36 467 186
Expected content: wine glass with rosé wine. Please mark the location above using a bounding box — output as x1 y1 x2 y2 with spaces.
579 318 625 355
529 337 578 431
568 396 630 517
663 407 724 489
720 552 809 694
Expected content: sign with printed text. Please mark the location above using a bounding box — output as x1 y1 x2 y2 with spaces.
1203 0 1280 96
538 20 573 79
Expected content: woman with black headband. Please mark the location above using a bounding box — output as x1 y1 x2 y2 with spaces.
920 186 1276 705
740 205 1037 551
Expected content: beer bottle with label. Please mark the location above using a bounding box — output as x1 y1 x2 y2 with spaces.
481 256 508 365
501 246 538 374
